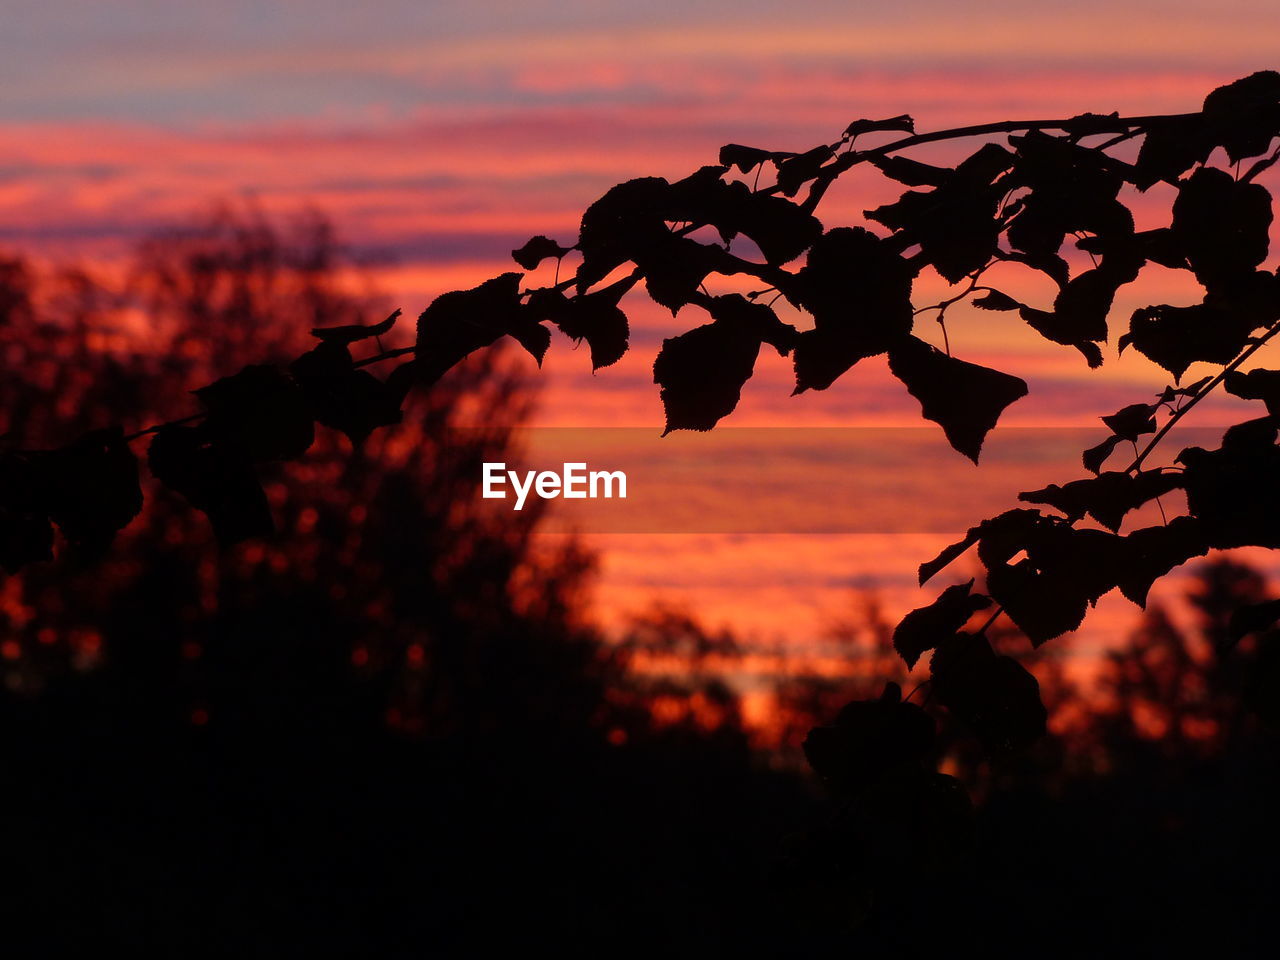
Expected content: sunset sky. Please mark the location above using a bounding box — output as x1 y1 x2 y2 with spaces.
4 0 1279 652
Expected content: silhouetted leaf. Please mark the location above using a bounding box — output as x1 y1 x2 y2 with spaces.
32 427 143 552
867 155 951 187
775 145 835 197
1019 469 1182 533
1224 367 1280 416
1102 403 1159 441
194 365 315 463
930 633 1046 752
1171 167 1272 291
1178 425 1280 549
790 228 915 393
1157 376 1213 404
987 559 1090 645
706 293 797 356
653 313 763 434
802 682 935 793
718 143 791 174
888 335 1028 462
844 115 915 139
290 341 403 446
1018 255 1141 364
1120 300 1257 379
637 235 727 314
972 290 1020 311
1006 131 1133 258
310 308 399 345
576 177 673 289
866 146 1014 283
1131 116 1213 190
1116 516 1210 605
893 579 991 668
1083 434 1123 475
148 425 273 545
725 190 823 266
919 529 980 586
511 236 571 271
416 272 549 383
917 508 1045 585
1201 70 1280 164
529 273 638 370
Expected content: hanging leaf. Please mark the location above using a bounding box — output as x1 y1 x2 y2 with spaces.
986 559 1090 645
892 580 991 669
705 293 797 355
290 342 403 447
148 425 274 545
1171 167 1272 291
790 227 916 393
930 633 1046 752
888 335 1028 463
1120 299 1258 380
865 145 1014 284
194 365 315 463
1224 367 1280 416
310 308 400 345
1178 425 1280 549
1131 116 1213 190
1115 517 1210 605
636 235 728 314
867 155 951 188
415 272 549 383
1102 402 1159 440
1083 434 1123 475
1200 71 1280 164
653 314 763 435
1019 469 1183 533
775 145 835 197
32 427 143 552
802 682 935 794
529 273 638 371
576 177 674 289
511 236 571 271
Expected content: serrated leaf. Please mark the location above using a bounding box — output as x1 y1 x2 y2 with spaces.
529 273 638 371
888 335 1028 463
194 365 315 463
893 579 991 669
653 317 762 435
415 272 549 382
290 341 403 447
930 633 1046 752
790 227 915 393
33 427 143 552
